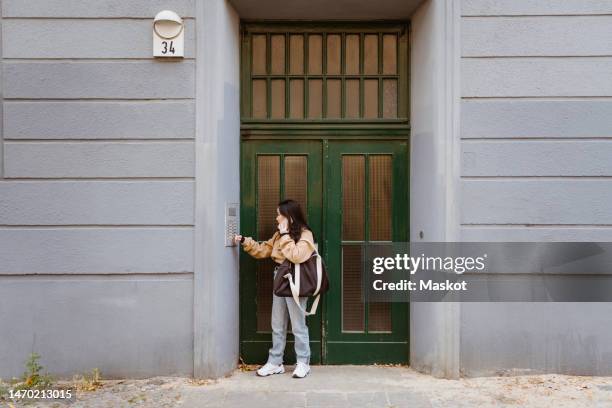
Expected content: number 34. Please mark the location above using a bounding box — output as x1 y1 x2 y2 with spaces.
161 41 175 54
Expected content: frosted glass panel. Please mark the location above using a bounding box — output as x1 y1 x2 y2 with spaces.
271 35 285 75
252 34 267 75
345 80 360 119
290 79 304 119
364 79 379 119
252 80 267 119
289 34 304 75
271 79 285 119
326 79 341 118
308 79 323 119
284 155 307 208
383 34 397 75
342 155 365 240
345 34 360 75
383 79 398 119
308 35 322 75
369 155 392 241
364 34 378 75
342 245 364 332
245 27 405 121
327 34 341 75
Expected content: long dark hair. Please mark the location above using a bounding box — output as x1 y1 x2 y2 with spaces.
278 199 313 242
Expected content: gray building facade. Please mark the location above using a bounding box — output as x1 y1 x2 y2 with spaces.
1 0 611 380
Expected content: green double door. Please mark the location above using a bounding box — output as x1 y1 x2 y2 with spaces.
240 139 409 364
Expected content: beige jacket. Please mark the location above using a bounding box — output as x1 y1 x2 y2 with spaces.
242 229 315 264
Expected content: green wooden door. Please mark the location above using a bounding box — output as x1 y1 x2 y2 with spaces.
239 22 410 365
323 140 409 364
240 139 409 364
240 140 323 364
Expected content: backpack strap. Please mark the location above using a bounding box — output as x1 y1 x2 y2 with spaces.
284 271 321 316
283 238 323 316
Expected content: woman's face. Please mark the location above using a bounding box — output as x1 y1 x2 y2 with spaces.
276 208 288 226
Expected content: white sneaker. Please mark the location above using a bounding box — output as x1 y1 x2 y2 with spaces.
256 362 284 377
292 362 310 378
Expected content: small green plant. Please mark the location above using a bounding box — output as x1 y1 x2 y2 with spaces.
73 368 103 392
15 353 54 391
0 379 9 400
0 353 55 403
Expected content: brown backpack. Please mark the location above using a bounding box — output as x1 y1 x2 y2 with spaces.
273 240 329 316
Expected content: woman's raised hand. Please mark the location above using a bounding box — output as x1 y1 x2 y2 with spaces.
234 234 243 244
278 219 289 234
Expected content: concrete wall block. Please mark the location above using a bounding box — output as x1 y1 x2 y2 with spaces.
461 100 612 139
4 141 195 178
4 101 195 139
0 228 194 274
2 0 195 18
460 302 612 376
4 61 195 99
0 181 194 225
461 179 612 224
3 19 195 59
461 227 612 242
462 16 612 57
0 277 194 379
462 58 612 97
462 0 612 16
462 140 612 176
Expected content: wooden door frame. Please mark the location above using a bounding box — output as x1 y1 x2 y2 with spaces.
238 21 411 365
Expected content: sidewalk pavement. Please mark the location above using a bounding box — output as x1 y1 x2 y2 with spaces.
8 365 612 407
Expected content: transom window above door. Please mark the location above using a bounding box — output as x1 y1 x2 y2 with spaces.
241 23 408 124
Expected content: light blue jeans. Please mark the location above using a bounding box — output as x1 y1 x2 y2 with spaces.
268 267 311 365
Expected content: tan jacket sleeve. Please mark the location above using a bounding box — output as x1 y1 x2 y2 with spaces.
242 232 279 259
278 229 316 264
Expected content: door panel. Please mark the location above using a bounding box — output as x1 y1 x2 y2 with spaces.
240 141 322 364
324 141 409 364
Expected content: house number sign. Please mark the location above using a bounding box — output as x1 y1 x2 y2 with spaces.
153 10 185 57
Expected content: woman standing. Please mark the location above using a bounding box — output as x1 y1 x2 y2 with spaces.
234 199 315 378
